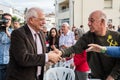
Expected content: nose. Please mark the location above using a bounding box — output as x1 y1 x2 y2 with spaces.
43 20 46 24
88 21 91 27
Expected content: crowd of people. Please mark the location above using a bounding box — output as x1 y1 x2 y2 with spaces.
0 7 120 80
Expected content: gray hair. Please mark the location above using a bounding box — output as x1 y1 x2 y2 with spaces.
100 11 107 22
25 7 43 22
100 11 108 26
62 22 69 27
75 28 84 38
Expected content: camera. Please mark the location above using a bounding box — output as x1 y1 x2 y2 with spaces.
0 18 9 31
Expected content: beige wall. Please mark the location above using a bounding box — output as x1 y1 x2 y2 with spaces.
55 0 120 31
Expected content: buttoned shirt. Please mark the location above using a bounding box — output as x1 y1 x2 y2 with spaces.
28 25 48 62
59 30 75 48
0 28 13 64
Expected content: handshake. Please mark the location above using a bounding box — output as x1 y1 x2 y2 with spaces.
47 48 62 64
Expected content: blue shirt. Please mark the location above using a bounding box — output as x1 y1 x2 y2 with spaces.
106 46 120 58
0 28 13 64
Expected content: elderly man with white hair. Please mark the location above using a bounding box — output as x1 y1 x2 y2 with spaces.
6 7 61 80
59 22 75 68
59 22 75 49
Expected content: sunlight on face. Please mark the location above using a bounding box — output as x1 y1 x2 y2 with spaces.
32 12 46 32
88 13 102 34
51 29 56 37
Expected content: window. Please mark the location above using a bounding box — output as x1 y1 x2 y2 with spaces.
0 10 3 14
108 19 112 24
104 0 112 9
58 18 69 28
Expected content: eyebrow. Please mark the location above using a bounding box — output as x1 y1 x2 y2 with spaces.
88 17 94 20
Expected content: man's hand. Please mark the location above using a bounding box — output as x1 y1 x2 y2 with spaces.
5 27 11 38
52 45 62 56
51 45 56 50
86 44 106 53
48 51 62 64
60 45 67 49
106 75 115 80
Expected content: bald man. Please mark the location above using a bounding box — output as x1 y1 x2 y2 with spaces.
56 10 120 80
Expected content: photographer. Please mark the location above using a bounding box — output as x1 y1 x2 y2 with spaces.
0 13 13 80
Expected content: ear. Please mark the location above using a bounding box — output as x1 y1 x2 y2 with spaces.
29 17 34 24
100 19 105 25
101 19 105 23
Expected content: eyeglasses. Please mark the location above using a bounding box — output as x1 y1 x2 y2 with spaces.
33 17 45 21
88 18 100 23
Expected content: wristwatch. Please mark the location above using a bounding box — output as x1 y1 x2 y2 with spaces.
100 47 107 53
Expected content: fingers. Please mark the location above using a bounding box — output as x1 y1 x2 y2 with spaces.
48 51 62 64
86 46 93 52
53 48 62 56
87 44 103 52
52 45 56 50
88 44 98 47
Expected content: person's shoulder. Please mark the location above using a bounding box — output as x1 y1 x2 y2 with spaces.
108 30 120 35
40 30 44 34
14 26 24 32
83 31 94 36
12 25 25 36
68 30 74 36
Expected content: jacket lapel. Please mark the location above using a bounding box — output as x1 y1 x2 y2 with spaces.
39 31 46 53
24 25 37 54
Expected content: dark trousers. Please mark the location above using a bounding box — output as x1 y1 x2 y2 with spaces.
0 64 7 80
75 70 89 80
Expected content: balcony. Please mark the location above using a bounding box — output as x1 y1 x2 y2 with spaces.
57 0 69 4
59 0 69 13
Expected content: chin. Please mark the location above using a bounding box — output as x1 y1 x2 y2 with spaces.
90 30 95 32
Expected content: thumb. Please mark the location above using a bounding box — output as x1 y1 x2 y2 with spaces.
52 45 57 50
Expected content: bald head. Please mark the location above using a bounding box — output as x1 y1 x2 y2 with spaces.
88 10 108 36
89 10 107 23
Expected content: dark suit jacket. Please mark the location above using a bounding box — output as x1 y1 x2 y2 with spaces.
6 24 46 80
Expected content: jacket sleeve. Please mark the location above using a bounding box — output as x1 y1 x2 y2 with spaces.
61 33 90 57
109 33 120 79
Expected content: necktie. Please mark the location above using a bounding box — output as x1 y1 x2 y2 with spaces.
34 33 42 76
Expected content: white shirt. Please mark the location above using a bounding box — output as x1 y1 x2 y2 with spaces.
28 25 48 62
59 30 75 48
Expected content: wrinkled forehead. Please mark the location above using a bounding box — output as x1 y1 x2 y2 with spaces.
88 14 100 22
89 11 101 19
62 24 68 28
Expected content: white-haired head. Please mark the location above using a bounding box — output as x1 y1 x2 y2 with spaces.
25 7 43 23
62 22 69 27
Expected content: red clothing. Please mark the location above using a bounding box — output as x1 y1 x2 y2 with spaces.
74 50 89 72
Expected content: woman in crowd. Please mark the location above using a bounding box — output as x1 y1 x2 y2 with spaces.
73 28 90 80
48 27 59 51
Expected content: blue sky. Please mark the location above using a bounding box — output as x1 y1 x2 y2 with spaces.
0 0 55 13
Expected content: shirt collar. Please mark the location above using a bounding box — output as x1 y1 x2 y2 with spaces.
27 25 36 35
66 30 71 36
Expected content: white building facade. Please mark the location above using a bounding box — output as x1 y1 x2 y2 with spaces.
45 13 55 31
0 4 24 23
55 0 120 31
